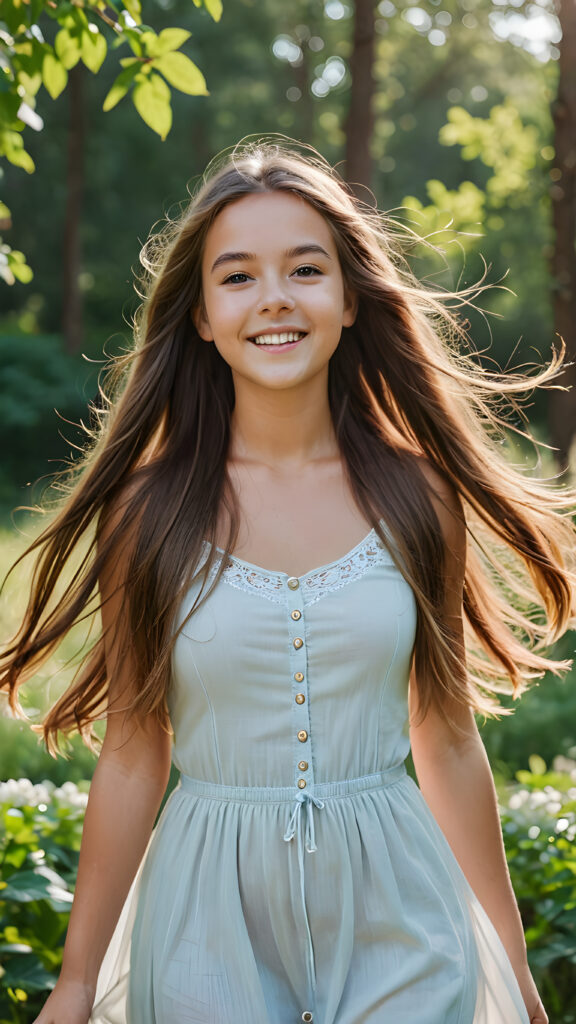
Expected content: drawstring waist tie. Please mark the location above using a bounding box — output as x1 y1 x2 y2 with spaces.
179 764 407 999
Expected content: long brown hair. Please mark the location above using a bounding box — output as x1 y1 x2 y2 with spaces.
2 139 575 752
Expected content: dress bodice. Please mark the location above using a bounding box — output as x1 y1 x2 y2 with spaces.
169 528 417 787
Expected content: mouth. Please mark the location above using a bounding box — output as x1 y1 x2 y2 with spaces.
248 330 308 348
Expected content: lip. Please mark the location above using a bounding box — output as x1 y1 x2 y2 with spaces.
246 327 309 353
246 327 308 340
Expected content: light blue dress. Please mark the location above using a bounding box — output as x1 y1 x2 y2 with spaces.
91 527 529 1024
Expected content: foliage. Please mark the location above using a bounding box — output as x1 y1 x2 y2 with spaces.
499 755 576 1021
0 0 221 282
401 95 554 373
0 333 91 512
0 760 574 1021
0 777 87 1021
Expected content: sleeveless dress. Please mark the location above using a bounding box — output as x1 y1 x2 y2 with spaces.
90 526 529 1024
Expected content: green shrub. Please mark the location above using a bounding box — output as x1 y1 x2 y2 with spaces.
500 755 576 1021
0 778 86 1022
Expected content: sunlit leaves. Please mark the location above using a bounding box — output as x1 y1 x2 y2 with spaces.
154 52 208 96
132 71 172 140
102 61 141 111
191 0 223 21
0 130 35 173
403 179 486 251
203 0 223 22
103 26 208 133
0 245 33 284
54 27 82 71
80 27 107 74
123 0 142 25
1 0 219 284
440 103 540 207
140 27 192 57
41 51 67 99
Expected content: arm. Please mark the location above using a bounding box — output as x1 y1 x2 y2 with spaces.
409 465 546 1024
34 513 172 1024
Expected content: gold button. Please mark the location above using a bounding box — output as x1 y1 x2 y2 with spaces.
287 577 299 590
302 1014 313 1023
291 609 302 621
293 637 303 649
298 760 308 771
295 693 305 705
297 778 307 789
294 672 304 682
297 729 308 742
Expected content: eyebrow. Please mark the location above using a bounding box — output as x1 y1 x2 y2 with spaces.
210 243 332 273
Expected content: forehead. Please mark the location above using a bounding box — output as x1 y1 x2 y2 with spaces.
203 191 336 260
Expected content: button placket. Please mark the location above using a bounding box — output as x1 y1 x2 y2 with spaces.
285 577 314 793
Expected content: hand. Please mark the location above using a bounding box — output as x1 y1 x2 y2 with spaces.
33 978 95 1024
514 963 548 1024
529 998 548 1024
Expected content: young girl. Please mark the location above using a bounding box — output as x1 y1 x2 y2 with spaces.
3 141 574 1024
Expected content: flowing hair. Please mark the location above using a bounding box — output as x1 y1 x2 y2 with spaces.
2 139 575 753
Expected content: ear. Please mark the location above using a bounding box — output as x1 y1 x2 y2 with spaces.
342 288 358 328
193 301 214 342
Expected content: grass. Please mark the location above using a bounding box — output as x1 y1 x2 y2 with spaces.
0 518 99 784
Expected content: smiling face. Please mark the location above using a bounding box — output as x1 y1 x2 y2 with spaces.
195 191 356 394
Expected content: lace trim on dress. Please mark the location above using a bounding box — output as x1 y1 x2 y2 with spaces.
204 530 394 607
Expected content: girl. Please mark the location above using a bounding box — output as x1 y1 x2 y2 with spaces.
3 140 574 1024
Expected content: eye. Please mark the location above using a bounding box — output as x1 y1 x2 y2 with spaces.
222 271 251 284
293 264 322 278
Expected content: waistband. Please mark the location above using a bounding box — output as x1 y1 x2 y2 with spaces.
178 763 407 803
178 762 406 1003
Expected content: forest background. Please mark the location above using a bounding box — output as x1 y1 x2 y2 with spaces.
1 0 576 1018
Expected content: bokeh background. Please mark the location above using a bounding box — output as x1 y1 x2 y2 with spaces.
1 0 576 1018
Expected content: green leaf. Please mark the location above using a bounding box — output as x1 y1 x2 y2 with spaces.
42 52 68 99
154 52 208 96
0 130 35 172
8 251 34 284
122 26 145 57
1 866 72 906
123 0 142 24
0 201 11 220
1 955 57 993
203 0 223 21
529 754 548 777
140 28 192 57
132 72 172 139
80 28 107 74
54 28 82 71
102 62 141 112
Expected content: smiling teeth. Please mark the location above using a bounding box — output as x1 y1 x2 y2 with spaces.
252 331 306 345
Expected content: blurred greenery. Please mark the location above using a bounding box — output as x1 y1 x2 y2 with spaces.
1 0 575 1013
499 757 576 1021
0 778 86 1020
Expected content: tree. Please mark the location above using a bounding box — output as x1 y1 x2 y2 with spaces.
550 0 576 466
0 0 221 286
345 0 376 192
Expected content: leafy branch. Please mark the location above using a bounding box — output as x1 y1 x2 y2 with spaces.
0 0 222 283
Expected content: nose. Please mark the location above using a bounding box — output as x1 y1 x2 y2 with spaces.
257 274 295 316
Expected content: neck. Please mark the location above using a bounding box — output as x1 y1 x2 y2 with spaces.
228 374 338 469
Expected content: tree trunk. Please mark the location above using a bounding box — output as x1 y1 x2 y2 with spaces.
550 0 576 467
62 64 85 354
344 0 376 195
